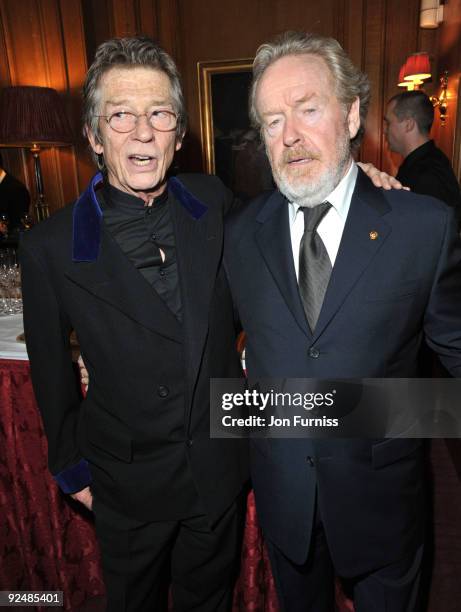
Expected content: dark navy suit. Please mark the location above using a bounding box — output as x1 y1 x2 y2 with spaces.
224 168 461 599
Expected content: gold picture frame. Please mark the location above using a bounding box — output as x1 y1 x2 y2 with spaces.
197 58 253 176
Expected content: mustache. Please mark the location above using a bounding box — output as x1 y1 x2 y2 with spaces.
281 148 321 164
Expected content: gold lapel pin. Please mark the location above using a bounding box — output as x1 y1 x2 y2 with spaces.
369 231 378 240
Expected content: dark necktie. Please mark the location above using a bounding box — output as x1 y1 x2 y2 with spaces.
298 202 332 332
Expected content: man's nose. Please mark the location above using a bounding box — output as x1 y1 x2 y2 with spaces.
282 115 303 147
132 114 154 141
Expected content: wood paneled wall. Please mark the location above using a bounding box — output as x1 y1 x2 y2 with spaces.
432 0 461 180
0 0 458 213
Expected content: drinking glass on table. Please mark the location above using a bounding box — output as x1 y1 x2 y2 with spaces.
0 248 21 315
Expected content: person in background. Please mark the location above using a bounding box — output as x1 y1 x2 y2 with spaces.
224 31 461 612
0 152 30 236
384 90 461 219
20 36 248 612
384 90 461 374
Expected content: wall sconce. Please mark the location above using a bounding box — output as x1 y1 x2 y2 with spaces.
0 86 73 221
397 52 431 90
430 71 449 125
420 0 444 29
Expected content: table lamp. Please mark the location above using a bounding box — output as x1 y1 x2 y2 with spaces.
0 86 73 221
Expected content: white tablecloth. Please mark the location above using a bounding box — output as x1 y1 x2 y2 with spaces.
0 313 28 360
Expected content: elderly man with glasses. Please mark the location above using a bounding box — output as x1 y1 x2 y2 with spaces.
20 37 248 612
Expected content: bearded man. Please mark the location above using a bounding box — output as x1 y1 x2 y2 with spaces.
224 31 461 612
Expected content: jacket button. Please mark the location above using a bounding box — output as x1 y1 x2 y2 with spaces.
187 439 193 447
306 456 315 467
308 347 320 359
157 385 169 398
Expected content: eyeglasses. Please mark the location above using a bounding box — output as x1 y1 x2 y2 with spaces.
96 110 178 133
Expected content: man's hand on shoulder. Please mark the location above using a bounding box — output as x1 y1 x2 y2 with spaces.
78 354 89 391
357 162 410 191
70 485 93 511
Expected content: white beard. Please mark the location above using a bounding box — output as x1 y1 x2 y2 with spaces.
276 160 347 208
269 127 351 209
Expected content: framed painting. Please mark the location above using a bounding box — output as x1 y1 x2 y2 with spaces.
197 59 273 200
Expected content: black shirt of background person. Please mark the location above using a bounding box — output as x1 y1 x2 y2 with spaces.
97 182 182 321
0 171 30 230
396 140 461 219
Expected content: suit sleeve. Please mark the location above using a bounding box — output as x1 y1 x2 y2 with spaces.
424 206 461 376
19 241 91 493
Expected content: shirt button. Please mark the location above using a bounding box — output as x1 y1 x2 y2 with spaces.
157 385 169 398
308 347 320 359
187 439 194 447
306 456 315 467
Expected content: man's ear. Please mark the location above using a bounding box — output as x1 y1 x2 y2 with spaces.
86 125 104 155
405 117 416 133
175 131 184 152
347 97 361 140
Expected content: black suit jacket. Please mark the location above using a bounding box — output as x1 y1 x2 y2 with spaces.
396 140 461 215
224 168 461 574
20 173 248 524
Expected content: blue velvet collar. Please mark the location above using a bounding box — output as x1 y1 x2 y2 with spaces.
72 173 104 262
72 174 208 262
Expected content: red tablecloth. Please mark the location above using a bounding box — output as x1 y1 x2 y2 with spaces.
0 359 104 610
0 359 281 611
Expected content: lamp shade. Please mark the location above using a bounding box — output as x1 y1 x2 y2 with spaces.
403 52 431 81
0 86 73 147
398 64 407 87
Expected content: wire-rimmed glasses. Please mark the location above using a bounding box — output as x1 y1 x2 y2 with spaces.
95 110 178 133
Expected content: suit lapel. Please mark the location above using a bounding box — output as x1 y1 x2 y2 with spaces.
68 173 182 342
254 171 392 342
69 174 219 371
255 191 310 338
313 170 392 341
66 226 183 342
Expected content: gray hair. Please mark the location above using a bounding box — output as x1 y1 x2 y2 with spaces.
83 36 186 163
388 90 434 135
249 31 371 150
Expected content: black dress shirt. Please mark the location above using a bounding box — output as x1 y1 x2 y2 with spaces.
396 140 461 216
98 183 182 320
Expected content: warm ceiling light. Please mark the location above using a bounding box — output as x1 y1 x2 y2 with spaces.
420 0 444 29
